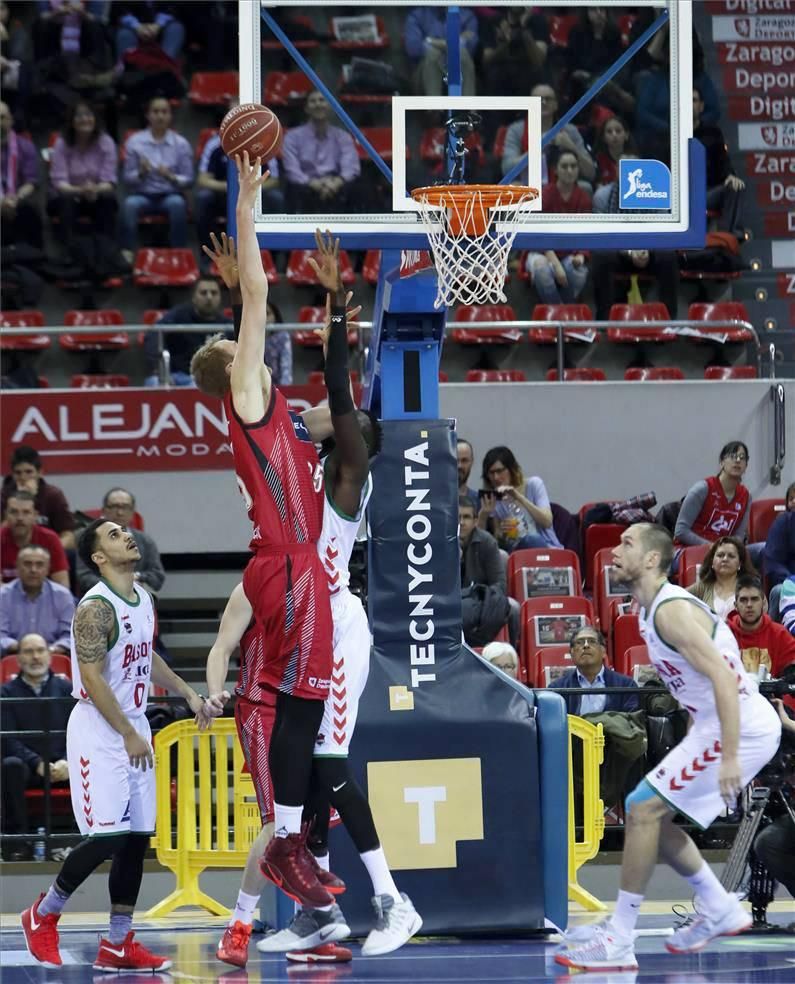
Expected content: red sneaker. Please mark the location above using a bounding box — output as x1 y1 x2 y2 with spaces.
217 920 252 968
261 834 334 908
93 931 171 972
21 894 62 967
308 854 346 896
286 942 354 963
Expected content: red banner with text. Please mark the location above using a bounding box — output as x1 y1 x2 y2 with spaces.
0 386 355 474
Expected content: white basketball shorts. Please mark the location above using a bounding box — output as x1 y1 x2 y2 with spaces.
314 590 371 758
67 702 156 836
645 694 781 829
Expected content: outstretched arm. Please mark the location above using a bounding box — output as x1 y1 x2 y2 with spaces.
231 153 271 423
206 582 252 708
150 651 216 730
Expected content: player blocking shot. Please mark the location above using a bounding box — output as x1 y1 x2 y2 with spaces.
21 518 217 972
558 524 782 973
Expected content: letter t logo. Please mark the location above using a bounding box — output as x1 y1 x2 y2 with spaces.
404 786 447 844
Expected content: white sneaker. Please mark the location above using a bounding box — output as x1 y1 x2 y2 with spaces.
665 896 751 953
361 893 422 956
560 918 611 946
555 924 638 971
256 905 350 953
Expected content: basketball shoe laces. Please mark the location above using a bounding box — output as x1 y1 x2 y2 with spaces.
115 932 158 964
35 909 60 952
281 833 317 895
227 921 251 950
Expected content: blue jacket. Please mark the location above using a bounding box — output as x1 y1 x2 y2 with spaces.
552 666 639 716
764 511 795 588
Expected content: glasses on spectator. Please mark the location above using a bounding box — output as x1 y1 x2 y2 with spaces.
726 453 748 462
571 637 601 649
487 465 508 478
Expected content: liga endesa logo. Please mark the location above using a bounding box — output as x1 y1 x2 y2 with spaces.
619 159 672 210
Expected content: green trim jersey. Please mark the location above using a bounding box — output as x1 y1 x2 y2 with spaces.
318 463 373 601
70 580 156 719
639 581 756 721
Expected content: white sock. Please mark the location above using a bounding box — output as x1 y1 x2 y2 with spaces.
314 852 330 871
230 889 259 927
685 861 732 917
611 890 643 937
273 803 303 837
360 847 401 904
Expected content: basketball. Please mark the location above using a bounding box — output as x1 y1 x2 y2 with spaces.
219 103 282 162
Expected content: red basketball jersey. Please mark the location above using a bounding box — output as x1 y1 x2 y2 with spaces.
689 476 749 542
236 620 269 703
225 387 324 549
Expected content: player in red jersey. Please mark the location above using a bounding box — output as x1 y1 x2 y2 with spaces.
190 152 338 909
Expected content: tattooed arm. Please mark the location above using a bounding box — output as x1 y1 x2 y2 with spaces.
75 599 153 770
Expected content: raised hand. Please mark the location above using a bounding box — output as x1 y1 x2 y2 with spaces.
313 291 362 355
235 151 271 208
307 228 343 293
202 231 239 290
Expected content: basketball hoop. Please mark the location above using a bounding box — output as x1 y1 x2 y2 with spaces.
410 184 539 309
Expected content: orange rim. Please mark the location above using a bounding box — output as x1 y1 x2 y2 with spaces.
411 183 538 236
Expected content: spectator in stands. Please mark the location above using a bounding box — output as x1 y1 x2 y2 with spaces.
687 536 755 621
0 545 74 654
120 95 193 263
477 445 562 552
112 1 185 62
481 640 519 680
551 628 639 715
1 631 72 860
404 5 478 97
1 446 77 549
457 438 479 511
675 441 752 548
524 151 590 305
281 90 360 214
729 574 795 681
765 482 795 621
459 496 516 648
593 116 636 189
75 487 165 595
264 301 292 387
0 98 43 249
196 125 283 265
143 275 231 387
502 84 596 185
479 7 548 97
781 575 795 637
565 8 634 117
0 0 34 128
1 491 70 589
693 87 745 237
48 99 118 250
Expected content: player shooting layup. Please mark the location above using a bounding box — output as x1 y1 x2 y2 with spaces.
559 524 781 972
21 518 216 972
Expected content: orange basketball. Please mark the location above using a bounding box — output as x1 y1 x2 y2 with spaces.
219 103 282 162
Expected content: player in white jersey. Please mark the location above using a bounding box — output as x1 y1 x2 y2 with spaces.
210 233 421 969
559 524 781 973
21 517 218 973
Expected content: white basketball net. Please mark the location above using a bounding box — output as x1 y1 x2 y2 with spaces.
411 185 538 310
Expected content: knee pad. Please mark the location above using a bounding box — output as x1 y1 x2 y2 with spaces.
624 778 660 815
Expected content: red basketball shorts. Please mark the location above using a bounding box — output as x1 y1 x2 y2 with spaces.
234 695 277 824
242 545 333 701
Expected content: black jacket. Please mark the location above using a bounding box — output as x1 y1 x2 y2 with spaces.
552 666 639 716
461 528 506 593
1 671 73 769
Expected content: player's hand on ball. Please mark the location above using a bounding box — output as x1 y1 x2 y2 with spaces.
202 232 239 290
125 730 154 771
234 152 271 206
718 756 743 806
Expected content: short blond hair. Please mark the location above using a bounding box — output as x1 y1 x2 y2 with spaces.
190 333 232 398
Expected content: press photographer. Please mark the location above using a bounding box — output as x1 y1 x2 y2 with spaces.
753 694 795 906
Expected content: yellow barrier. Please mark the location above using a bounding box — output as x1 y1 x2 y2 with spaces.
567 714 607 911
145 718 262 918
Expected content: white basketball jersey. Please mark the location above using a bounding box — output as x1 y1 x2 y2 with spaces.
70 580 156 718
640 581 757 720
317 463 372 600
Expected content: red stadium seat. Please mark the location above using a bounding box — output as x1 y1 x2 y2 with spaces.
438 370 449 382
624 366 685 381
507 548 582 604
618 644 651 681
749 499 786 543
133 249 200 288
545 368 606 381
611 614 644 668
704 365 758 380
1 652 72 683
607 303 672 344
70 374 130 388
687 302 754 344
520 598 593 681
261 15 319 52
533 646 575 688
263 71 313 107
143 310 167 325
60 311 128 353
287 249 355 287
38 376 50 388
188 71 239 106
354 126 394 161
465 370 526 383
593 547 633 635
329 14 390 49
529 303 596 344
451 305 520 345
678 544 710 589
82 507 144 531
493 125 508 162
547 13 578 47
420 127 484 166
63 309 124 328
617 13 637 45
362 249 381 285
294 306 358 347
1 310 49 351
195 127 217 162
584 523 625 591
